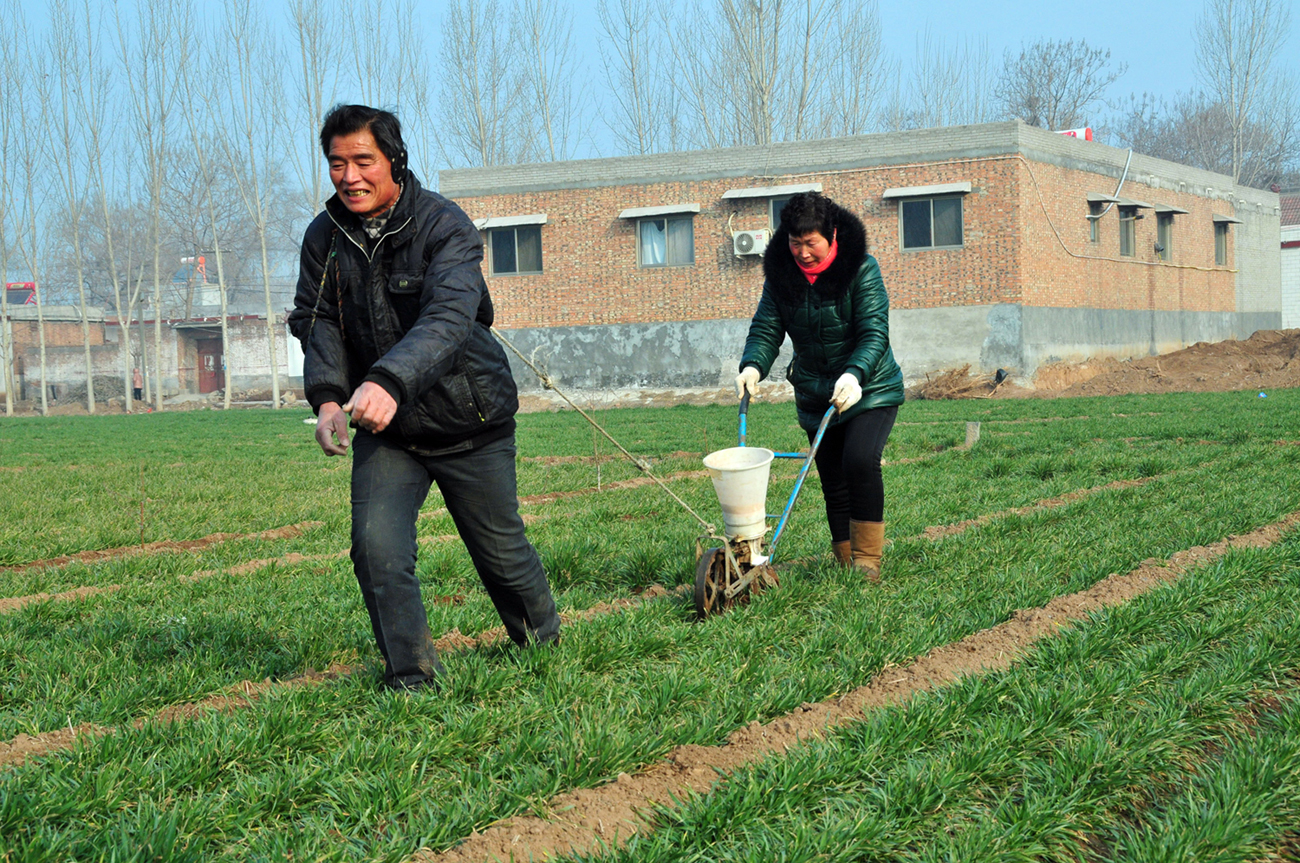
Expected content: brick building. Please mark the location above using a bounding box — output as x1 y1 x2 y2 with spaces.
442 120 1282 390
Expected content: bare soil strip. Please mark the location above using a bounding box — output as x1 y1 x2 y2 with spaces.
414 510 1300 863
2 521 324 575
0 585 122 616
916 476 1163 541
518 471 709 507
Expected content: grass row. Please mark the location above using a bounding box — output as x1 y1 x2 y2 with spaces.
1 387 1291 564
574 529 1300 863
0 436 1296 859
2 435 1291 740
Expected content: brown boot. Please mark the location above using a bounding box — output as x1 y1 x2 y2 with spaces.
832 540 852 567
849 520 885 583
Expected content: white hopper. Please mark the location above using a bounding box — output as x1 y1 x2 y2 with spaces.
703 446 774 540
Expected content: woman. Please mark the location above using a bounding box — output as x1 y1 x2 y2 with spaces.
737 192 904 581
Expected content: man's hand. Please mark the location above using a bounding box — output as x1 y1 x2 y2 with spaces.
315 402 351 456
343 381 398 433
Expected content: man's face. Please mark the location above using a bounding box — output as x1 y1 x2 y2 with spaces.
328 129 400 218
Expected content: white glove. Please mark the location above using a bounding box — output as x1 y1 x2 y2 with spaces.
831 372 862 412
735 366 761 399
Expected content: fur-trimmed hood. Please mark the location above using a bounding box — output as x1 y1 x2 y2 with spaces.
762 201 868 303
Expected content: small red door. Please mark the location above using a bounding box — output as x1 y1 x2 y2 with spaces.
197 338 224 393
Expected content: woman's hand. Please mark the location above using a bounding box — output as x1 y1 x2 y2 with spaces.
831 373 861 412
735 366 761 399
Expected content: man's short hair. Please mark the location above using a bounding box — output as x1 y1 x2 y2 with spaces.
319 104 407 172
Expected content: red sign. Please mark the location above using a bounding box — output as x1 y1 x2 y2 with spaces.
4 282 36 304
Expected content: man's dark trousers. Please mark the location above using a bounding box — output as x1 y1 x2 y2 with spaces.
350 430 560 689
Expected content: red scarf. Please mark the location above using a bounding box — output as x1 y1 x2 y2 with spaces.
796 237 838 284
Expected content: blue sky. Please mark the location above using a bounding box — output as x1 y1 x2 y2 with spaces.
15 0 1300 160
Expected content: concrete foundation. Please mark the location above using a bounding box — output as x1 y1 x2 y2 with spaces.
498 304 1282 392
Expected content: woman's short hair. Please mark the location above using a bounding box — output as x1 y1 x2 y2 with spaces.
780 192 835 241
319 104 407 173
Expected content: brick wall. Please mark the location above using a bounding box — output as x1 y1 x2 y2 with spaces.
455 157 1028 330
1014 159 1235 314
453 149 1244 332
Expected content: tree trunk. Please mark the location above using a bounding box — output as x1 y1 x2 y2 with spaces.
71 232 95 413
33 278 48 416
258 225 281 408
152 230 164 411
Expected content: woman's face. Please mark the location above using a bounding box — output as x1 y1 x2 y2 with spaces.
788 231 832 266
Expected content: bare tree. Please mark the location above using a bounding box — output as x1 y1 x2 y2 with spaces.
287 0 340 218
1110 88 1298 189
595 0 681 155
177 10 237 408
519 0 583 161
814 0 887 137
671 0 887 149
882 31 996 132
49 0 98 413
996 39 1126 130
1195 0 1295 186
343 0 423 108
438 0 531 166
217 0 285 407
115 0 182 411
12 49 52 415
0 0 20 414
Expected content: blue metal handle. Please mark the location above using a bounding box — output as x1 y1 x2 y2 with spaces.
768 406 836 559
738 391 750 447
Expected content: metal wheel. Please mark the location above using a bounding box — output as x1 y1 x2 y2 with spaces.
694 546 780 619
694 546 728 619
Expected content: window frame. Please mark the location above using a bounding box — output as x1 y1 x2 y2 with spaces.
898 194 964 252
637 215 695 268
1214 222 1229 266
1156 212 1174 261
1088 201 1103 243
1118 206 1137 257
487 225 544 276
769 196 793 232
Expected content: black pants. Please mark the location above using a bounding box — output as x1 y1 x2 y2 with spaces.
132 388 142 401
350 430 560 689
807 405 898 543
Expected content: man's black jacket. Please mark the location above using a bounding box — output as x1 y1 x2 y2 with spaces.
288 173 519 455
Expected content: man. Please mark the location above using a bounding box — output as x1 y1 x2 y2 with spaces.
288 104 560 692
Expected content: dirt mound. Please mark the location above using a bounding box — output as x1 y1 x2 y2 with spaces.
913 330 1300 400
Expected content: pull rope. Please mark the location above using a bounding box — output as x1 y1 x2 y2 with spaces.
491 326 719 537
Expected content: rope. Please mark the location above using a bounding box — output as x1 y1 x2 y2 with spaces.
491 326 719 537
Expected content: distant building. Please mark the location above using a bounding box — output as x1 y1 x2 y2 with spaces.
442 119 1282 389
0 305 302 404
1283 189 1300 329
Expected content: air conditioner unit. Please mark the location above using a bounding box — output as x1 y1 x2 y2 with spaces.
733 229 769 256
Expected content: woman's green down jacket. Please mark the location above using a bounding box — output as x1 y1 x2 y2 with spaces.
740 202 904 431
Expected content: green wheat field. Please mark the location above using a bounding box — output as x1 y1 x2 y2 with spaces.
2 389 1299 861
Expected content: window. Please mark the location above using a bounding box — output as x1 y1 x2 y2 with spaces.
770 196 793 231
1088 201 1103 243
1215 222 1229 266
489 226 542 275
1156 213 1173 261
900 196 963 250
639 216 694 267
1119 207 1137 257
